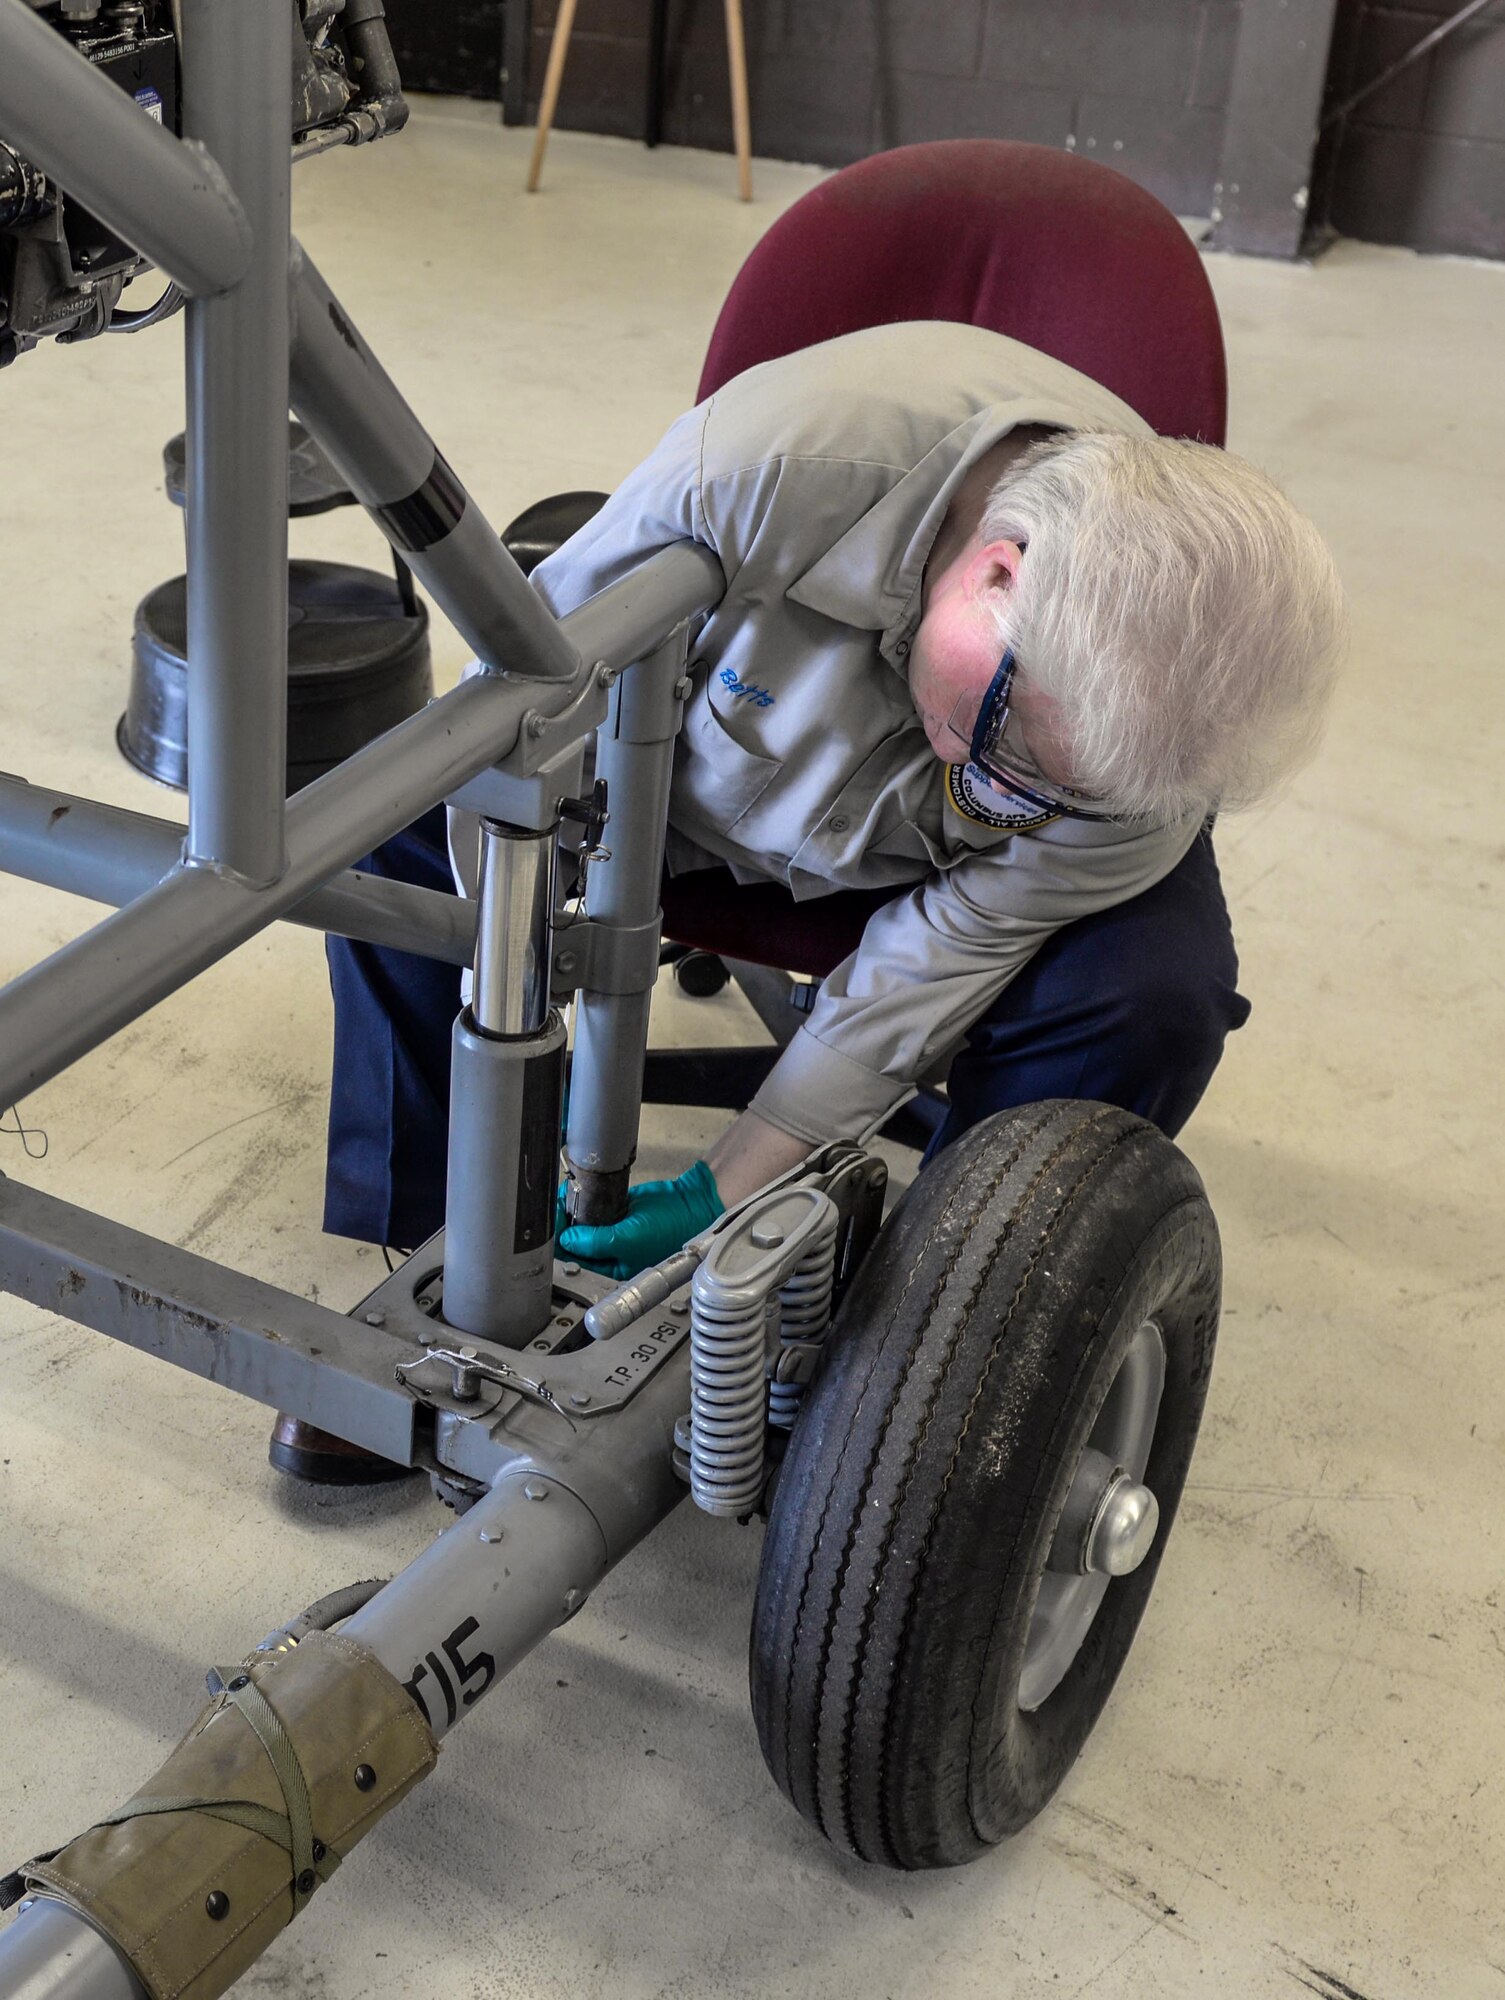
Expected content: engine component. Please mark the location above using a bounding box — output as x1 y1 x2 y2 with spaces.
0 0 409 361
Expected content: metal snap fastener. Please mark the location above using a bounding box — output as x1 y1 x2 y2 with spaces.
353 1764 376 1791
311 1840 326 1863
227 1675 249 1691
296 1869 317 1896
205 1891 230 1921
894 639 910 656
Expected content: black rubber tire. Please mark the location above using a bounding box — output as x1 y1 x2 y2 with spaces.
749 1099 1220 1869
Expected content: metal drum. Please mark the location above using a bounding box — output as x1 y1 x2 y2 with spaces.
119 558 432 793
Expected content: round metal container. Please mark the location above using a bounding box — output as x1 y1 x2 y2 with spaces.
119 559 432 794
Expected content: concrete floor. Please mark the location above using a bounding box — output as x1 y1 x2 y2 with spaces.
1 100 1502 2000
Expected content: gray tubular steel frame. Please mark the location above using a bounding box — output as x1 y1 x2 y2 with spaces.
0 9 738 1996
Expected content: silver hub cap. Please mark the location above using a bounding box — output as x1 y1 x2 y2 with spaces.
1018 1319 1166 1713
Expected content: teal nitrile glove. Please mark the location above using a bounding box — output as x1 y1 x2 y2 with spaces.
557 1159 724 1281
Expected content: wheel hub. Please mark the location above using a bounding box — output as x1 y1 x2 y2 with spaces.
1085 1470 1160 1577
1018 1318 1167 1712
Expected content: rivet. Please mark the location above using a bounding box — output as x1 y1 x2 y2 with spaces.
311 1840 326 1862
296 1868 317 1896
205 1891 230 1921
363 1308 386 1327
524 1480 549 1501
353 1764 376 1791
532 1340 551 1351
227 1675 249 1691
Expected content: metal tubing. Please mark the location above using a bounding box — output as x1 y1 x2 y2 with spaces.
0 777 478 966
0 546 719 1111
471 820 555 1036
0 1895 144 2000
0 0 249 298
344 1471 611 1740
180 0 292 883
0 1174 421 1462
565 636 686 1222
442 1009 565 1343
288 245 579 683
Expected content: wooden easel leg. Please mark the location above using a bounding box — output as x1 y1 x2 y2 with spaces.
526 0 580 193
723 0 753 201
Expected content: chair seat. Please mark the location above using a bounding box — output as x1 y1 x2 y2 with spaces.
660 870 896 979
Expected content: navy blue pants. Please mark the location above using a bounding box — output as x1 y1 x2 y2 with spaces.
324 807 1250 1247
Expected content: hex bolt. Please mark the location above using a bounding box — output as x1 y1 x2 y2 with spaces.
478 1526 504 1544
204 1891 230 1921
669 1298 689 1316
673 675 694 700
750 1223 786 1250
562 1588 582 1615
353 1764 376 1791
526 711 548 738
450 1348 481 1401
560 1262 581 1276
524 1479 549 1501
555 950 577 975
594 662 617 688
568 1390 592 1408
363 1309 386 1327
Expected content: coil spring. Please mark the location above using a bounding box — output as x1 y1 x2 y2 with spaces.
767 1206 838 1430
688 1285 771 1518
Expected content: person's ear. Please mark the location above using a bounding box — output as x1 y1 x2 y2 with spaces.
967 537 1025 600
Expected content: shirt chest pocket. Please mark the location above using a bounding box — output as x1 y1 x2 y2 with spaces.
680 696 782 828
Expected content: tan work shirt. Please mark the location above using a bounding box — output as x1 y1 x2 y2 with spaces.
528 320 1202 1144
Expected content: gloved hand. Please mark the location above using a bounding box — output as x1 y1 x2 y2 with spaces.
556 1159 724 1281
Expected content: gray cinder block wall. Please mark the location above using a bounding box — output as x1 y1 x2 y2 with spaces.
380 0 1505 258
520 0 1241 220
1316 0 1505 259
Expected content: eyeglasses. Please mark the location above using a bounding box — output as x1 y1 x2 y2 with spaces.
949 650 1116 821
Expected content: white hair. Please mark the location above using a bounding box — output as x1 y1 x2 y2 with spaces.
980 430 1347 824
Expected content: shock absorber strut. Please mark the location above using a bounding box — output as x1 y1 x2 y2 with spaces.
441 814 566 1346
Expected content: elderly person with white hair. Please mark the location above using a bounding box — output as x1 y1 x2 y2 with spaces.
301 319 1343 1468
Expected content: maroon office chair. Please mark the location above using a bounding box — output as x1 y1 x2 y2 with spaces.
501 141 1227 1138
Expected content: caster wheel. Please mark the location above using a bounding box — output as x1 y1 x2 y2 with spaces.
749 1098 1220 1868
674 950 730 998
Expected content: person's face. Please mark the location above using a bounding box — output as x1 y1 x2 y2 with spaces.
909 533 1075 792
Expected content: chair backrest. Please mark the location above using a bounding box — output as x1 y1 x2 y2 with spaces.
698 140 1225 445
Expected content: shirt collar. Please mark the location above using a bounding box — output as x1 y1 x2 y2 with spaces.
784 397 1086 662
